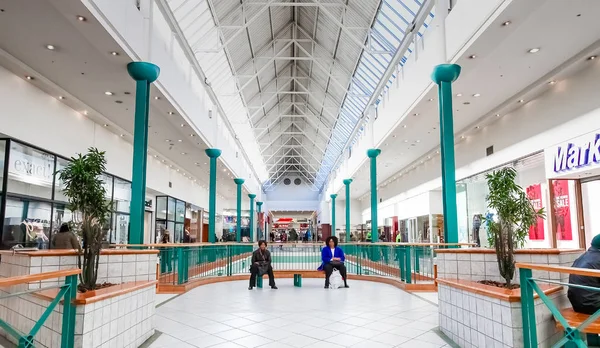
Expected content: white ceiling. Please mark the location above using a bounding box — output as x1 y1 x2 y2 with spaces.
165 0 433 191
0 0 248 201
339 0 600 200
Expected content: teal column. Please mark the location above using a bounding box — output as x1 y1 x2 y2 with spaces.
257 202 263 240
367 149 381 243
248 194 256 242
431 64 461 244
343 179 352 243
330 194 337 237
205 149 222 243
127 62 160 245
234 178 245 242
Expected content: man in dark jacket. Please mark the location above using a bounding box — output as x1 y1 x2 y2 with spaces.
248 240 277 290
568 234 600 314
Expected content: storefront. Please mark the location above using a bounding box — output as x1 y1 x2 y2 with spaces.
544 128 600 249
155 195 187 243
222 209 250 241
0 138 137 249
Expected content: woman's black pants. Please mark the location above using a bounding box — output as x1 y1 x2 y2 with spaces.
324 263 348 287
249 264 275 287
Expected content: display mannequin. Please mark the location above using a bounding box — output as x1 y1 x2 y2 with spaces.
472 214 482 247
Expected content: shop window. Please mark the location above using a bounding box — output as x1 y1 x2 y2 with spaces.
7 143 55 199
2 197 52 249
167 197 175 221
175 200 185 223
113 177 131 213
0 140 6 193
156 196 167 220
111 212 130 245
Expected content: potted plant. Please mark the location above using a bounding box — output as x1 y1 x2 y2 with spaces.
58 147 112 291
484 167 545 288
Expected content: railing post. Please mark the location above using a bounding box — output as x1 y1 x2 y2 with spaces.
405 247 412 284
61 274 77 348
177 248 186 285
227 245 233 276
414 247 421 273
520 268 537 348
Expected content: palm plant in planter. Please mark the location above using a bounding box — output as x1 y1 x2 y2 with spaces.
58 148 112 291
485 167 545 288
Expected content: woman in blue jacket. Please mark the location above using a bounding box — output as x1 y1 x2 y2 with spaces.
318 236 349 288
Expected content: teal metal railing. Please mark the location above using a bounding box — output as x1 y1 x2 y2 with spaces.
0 268 80 348
518 262 600 348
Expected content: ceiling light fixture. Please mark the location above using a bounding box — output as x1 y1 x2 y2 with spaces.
456 93 462 97
154 96 160 100
502 20 511 26
468 54 476 59
110 51 119 56
190 134 195 137
177 139 182 142
180 124 185 127
403 125 407 128
46 45 55 50
104 91 113 96
77 15 87 21
154 155 158 158
588 56 597 61
120 134 124 137
25 76 33 80
416 140 421 143
165 139 171 142
181 152 186 155
495 113 500 117
413 113 419 116
103 124 108 127
58 96 64 100
528 48 540 53
428 98 434 102
475 126 480 129
548 80 556 85
461 135 465 139
168 111 174 115
473 93 481 97
518 99 525 103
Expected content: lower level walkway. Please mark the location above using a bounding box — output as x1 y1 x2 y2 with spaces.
147 279 451 348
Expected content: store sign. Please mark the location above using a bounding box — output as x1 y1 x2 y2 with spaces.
8 150 54 186
546 131 600 177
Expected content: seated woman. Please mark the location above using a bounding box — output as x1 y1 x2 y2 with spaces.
318 236 349 289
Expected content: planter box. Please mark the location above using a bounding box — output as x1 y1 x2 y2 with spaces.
435 248 583 286
0 249 159 348
438 279 567 348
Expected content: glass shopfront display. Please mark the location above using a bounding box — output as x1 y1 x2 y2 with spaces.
0 138 134 249
155 195 187 243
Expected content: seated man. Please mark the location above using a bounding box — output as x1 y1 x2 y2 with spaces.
248 240 277 290
318 236 349 289
568 234 600 314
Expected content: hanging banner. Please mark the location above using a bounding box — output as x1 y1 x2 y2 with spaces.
526 184 545 240
553 180 572 241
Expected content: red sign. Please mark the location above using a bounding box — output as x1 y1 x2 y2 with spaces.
526 184 545 240
553 180 572 241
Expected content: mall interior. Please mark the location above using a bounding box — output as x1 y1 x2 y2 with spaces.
0 0 600 347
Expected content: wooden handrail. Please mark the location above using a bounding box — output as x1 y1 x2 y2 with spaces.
516 263 600 278
114 242 475 248
0 269 81 288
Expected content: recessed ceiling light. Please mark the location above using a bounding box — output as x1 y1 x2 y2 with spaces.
502 20 511 26
528 48 540 54
413 113 419 116
120 134 124 137
154 96 160 100
461 135 465 139
180 124 185 127
58 96 65 100
456 93 462 97
427 156 431 159
475 126 480 129
168 111 174 115
190 134 195 137
181 152 186 155
473 93 481 97
77 15 87 21
110 51 119 56
223 169 226 172
177 139 182 142
154 155 158 158
548 80 556 85
46 45 55 50
195 162 199 165
104 91 113 96
588 56 597 61
436 150 440 154
404 140 408 143
165 139 171 142
25 76 34 80
428 98 434 102
162 160 166 163
403 125 407 128
169 165 173 168
518 99 524 103
495 113 500 117
468 54 476 59
103 124 108 127
416 140 421 143
82 110 88 115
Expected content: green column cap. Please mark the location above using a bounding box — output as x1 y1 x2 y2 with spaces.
248 194 256 199
127 62 160 82
205 148 222 158
256 201 263 206
431 64 461 84
367 149 381 158
234 178 245 185
330 194 337 199
343 179 353 185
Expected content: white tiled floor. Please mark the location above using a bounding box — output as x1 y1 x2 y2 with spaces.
149 279 451 348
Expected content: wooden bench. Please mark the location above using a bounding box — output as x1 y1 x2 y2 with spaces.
556 308 600 345
256 270 324 288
